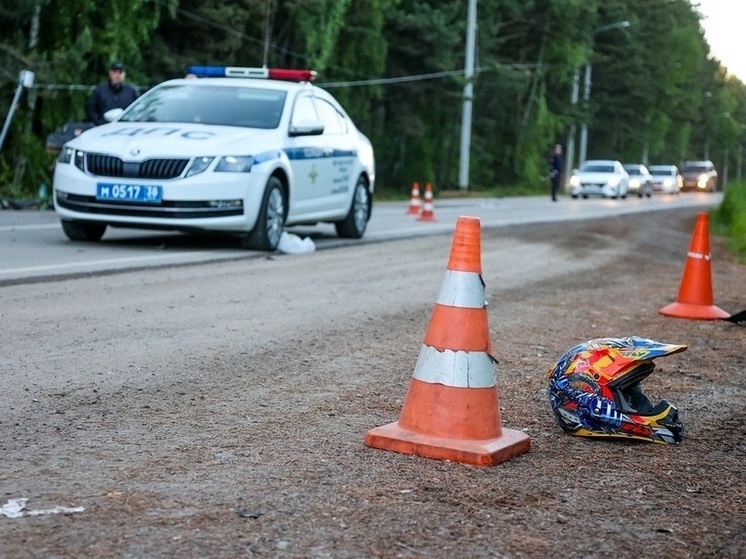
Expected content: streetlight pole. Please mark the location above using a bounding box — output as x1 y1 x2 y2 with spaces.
578 20 630 165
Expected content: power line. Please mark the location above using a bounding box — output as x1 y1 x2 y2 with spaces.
319 65 540 88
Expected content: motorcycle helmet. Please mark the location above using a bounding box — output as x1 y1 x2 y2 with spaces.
547 336 686 444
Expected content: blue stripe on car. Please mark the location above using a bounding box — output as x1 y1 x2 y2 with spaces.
284 148 356 160
252 151 282 164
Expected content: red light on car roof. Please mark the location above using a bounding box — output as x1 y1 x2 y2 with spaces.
267 68 317 82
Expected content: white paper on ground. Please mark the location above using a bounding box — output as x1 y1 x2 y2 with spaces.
278 232 316 254
1 498 85 518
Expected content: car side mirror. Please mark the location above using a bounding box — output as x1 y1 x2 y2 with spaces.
289 119 325 137
104 108 124 122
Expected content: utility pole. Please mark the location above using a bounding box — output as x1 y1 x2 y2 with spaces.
578 21 630 165
458 0 477 190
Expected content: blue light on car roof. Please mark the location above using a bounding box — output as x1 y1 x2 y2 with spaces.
187 66 270 78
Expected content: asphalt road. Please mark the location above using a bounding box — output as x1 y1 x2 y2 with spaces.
0 191 722 284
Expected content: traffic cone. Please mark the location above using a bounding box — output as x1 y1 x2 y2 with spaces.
406 182 421 215
659 212 729 320
417 183 436 221
365 216 531 466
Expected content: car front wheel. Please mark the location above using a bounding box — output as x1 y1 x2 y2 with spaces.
242 176 285 251
61 219 107 242
335 176 370 239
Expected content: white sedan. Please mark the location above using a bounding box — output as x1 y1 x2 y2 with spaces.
569 160 629 199
649 165 682 194
53 66 375 250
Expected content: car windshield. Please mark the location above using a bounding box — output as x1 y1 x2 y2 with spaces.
650 168 673 176
683 164 709 173
623 166 641 174
120 84 287 129
581 164 615 173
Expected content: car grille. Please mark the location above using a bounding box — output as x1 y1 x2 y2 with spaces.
56 193 243 219
86 154 189 179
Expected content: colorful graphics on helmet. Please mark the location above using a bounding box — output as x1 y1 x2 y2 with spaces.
547 337 686 444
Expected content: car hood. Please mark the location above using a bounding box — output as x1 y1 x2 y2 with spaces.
574 172 620 181
67 122 272 158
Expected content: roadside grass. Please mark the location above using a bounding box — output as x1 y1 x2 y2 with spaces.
711 181 746 262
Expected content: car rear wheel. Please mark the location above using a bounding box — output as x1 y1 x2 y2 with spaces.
242 176 285 251
334 176 370 239
61 219 107 242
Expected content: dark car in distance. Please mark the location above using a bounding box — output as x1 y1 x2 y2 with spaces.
681 160 718 192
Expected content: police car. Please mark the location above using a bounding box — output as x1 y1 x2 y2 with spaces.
53 66 375 250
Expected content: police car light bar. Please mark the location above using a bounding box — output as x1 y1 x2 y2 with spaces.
187 66 317 82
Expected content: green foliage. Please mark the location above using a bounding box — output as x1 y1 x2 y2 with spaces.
712 182 746 260
3 0 746 214
292 0 351 73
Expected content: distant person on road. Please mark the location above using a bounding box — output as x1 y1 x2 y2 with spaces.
85 62 139 125
548 143 564 202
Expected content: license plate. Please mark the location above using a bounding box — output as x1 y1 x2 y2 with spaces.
97 183 162 204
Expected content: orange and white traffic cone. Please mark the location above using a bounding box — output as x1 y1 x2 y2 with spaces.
406 182 421 215
365 216 531 466
659 212 729 320
417 183 436 221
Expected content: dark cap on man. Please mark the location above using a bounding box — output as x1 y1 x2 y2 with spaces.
110 62 125 71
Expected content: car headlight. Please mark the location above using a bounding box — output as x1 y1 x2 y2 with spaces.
607 177 620 187
57 145 85 171
185 156 215 177
57 145 74 164
215 156 253 173
74 149 85 171
663 178 673 187
629 178 640 188
570 176 580 186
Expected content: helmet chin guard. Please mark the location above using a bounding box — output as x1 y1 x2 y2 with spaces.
547 337 686 444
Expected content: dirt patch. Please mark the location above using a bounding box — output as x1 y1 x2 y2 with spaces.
1 208 744 558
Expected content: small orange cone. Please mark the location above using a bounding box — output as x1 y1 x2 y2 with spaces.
659 212 729 320
365 216 531 466
406 182 421 215
417 183 436 221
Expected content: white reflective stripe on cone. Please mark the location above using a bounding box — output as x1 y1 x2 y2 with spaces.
412 345 496 388
436 270 487 309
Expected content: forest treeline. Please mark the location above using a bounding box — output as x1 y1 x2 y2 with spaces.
1 0 745 197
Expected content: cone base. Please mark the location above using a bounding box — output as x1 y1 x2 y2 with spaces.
406 208 420 215
659 301 730 320
365 422 530 467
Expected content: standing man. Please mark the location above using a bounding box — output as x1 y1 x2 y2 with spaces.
85 62 139 125
548 143 564 202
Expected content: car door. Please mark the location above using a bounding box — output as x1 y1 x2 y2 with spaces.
312 96 359 213
285 91 333 216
